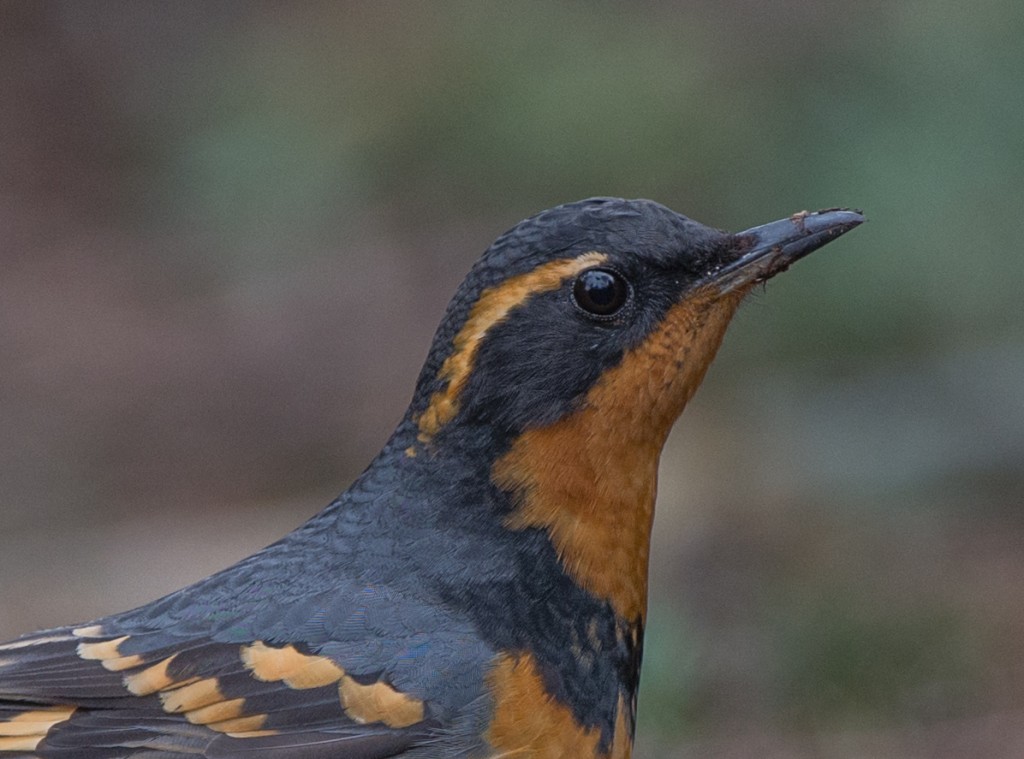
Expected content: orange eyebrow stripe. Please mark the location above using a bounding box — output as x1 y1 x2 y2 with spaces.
416 251 607 442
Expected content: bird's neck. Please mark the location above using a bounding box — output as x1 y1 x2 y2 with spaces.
341 288 744 754
490 287 745 623
492 416 660 623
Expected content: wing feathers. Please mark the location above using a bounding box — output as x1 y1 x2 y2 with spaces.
0 628 432 757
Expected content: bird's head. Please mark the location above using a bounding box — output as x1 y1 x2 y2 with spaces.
405 197 862 622
410 197 861 453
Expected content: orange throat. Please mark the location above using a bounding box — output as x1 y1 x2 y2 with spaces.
492 287 747 622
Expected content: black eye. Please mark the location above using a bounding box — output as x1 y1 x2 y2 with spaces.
572 268 630 317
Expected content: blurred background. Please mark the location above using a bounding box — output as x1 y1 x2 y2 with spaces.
1 2 1022 756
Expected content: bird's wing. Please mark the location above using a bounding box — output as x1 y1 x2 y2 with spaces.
0 623 440 758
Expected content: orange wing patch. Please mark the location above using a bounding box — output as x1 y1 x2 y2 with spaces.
339 677 424 728
0 705 76 752
123 654 197 696
68 634 426 737
71 624 106 638
241 640 424 729
159 677 270 735
416 251 607 443
72 634 275 737
159 676 226 714
493 287 747 623
76 635 140 671
241 641 345 689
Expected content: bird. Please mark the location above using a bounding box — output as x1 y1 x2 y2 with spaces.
0 198 862 758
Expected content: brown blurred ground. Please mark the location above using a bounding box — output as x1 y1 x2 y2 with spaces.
2 3 1024 756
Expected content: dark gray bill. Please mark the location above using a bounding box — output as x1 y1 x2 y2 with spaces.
709 208 864 292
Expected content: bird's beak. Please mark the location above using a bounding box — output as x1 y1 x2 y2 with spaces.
707 209 865 293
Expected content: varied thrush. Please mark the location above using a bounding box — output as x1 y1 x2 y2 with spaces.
0 198 862 758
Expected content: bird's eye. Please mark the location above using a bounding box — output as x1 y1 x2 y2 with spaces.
572 268 630 317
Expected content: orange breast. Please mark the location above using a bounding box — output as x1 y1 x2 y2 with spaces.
484 652 632 759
